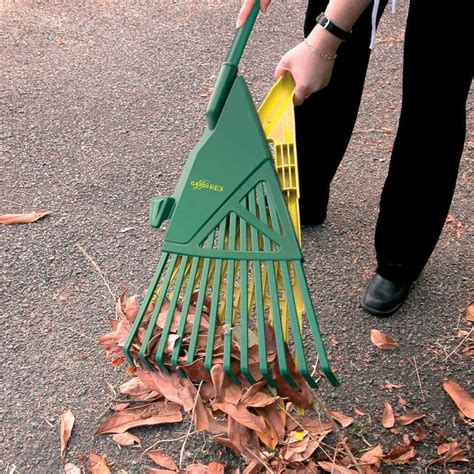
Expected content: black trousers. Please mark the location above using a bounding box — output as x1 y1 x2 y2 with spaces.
297 0 472 282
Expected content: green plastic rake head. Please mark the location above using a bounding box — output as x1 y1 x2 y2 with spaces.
123 1 339 389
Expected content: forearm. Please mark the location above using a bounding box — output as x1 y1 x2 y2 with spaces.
325 0 372 31
307 0 372 53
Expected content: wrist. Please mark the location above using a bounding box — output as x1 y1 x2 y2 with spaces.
316 12 352 41
307 25 343 55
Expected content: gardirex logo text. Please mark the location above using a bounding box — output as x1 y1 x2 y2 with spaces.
190 179 224 192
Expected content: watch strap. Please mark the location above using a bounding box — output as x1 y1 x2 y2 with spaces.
316 12 352 41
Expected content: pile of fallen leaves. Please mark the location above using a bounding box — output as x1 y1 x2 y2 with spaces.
89 294 473 473
97 293 345 472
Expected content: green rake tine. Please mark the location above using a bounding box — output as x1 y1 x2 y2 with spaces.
138 253 179 372
223 212 240 384
186 232 215 365
155 255 189 371
256 183 297 388
239 200 257 385
123 253 169 366
280 261 317 388
293 261 340 387
170 256 200 370
204 218 227 373
248 189 275 387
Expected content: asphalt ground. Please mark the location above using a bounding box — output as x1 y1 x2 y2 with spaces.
1 0 472 472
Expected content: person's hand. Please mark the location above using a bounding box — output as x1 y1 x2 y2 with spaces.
275 29 341 105
274 42 335 105
236 0 272 28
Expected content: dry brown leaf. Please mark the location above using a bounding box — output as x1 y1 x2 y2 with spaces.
292 416 333 436
360 444 383 466
254 402 286 450
136 368 195 410
443 380 474 419
273 344 313 410
429 441 470 466
371 329 399 350
318 461 358 473
0 211 50 225
384 444 416 465
185 464 209 474
381 382 402 391
458 410 474 427
284 437 319 463
466 302 474 322
96 401 182 434
227 416 260 454
460 341 474 357
119 378 159 400
242 461 261 474
256 421 279 450
398 412 425 426
354 407 366 416
256 401 286 447
60 410 75 461
398 394 408 406
148 469 177 474
90 451 111 474
64 463 81 474
147 449 178 471
241 387 278 408
382 401 395 428
111 432 141 447
111 403 130 411
211 436 241 455
212 401 266 432
436 441 469 463
208 461 225 473
330 410 355 427
180 359 212 382
413 424 427 442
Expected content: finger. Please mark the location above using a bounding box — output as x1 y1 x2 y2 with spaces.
274 62 288 79
293 87 309 106
236 0 255 28
261 0 272 13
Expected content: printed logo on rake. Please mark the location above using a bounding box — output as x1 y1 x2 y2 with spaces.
190 179 224 192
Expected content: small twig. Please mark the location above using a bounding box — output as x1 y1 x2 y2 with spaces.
443 328 473 362
331 441 340 469
276 403 333 460
43 416 54 428
410 328 473 376
142 433 192 456
310 355 320 377
412 356 426 400
179 381 203 469
312 391 363 474
106 381 118 399
244 447 275 474
112 398 158 404
76 243 115 301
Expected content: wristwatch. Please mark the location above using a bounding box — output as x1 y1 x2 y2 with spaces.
316 12 352 41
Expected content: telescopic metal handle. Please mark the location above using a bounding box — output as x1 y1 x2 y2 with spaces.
206 0 260 129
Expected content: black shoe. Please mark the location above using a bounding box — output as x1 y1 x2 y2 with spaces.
360 273 412 317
